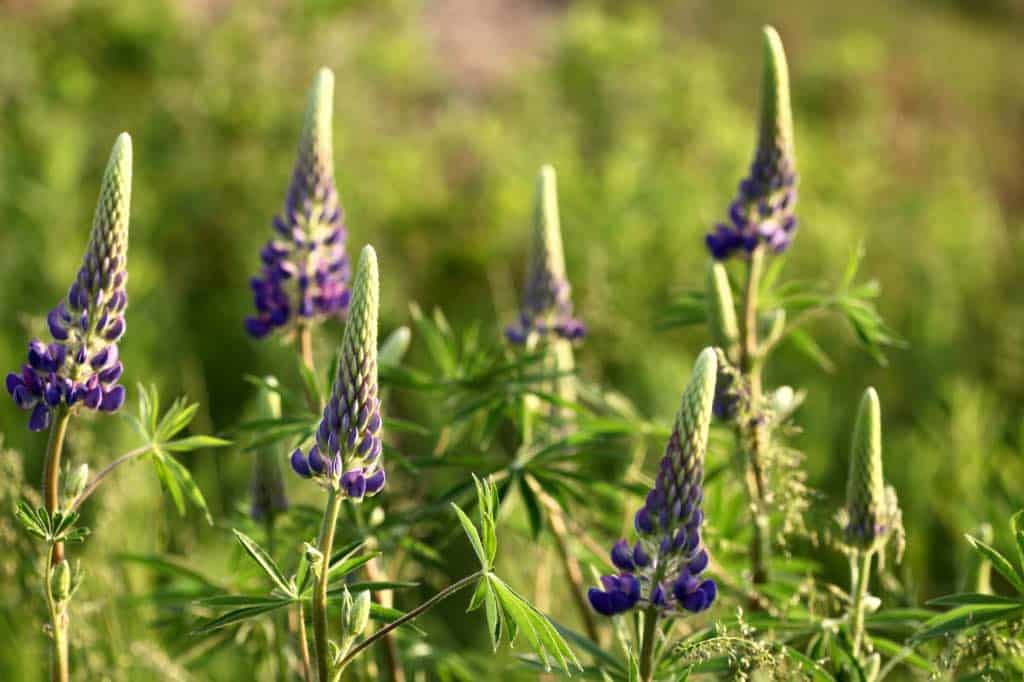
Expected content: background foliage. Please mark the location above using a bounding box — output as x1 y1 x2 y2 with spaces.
2 0 1024 678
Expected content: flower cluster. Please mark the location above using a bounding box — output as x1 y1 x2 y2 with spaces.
706 27 798 260
506 166 585 345
245 68 351 339
6 134 132 431
291 246 385 501
588 348 719 616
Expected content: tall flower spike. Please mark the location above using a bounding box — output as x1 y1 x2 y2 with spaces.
6 133 132 431
249 377 289 520
706 26 798 259
845 387 887 549
245 68 351 339
589 349 718 617
291 246 384 500
506 165 585 344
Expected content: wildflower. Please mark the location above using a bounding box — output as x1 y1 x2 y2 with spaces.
589 348 718 616
291 246 384 501
245 68 350 338
6 134 132 431
706 26 797 260
506 165 584 345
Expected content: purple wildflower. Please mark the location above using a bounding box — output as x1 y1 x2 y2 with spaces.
588 349 718 617
6 134 132 431
245 68 351 339
506 166 584 345
706 27 798 260
290 246 384 501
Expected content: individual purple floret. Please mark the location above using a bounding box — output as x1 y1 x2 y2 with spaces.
6 134 132 432
506 165 585 345
290 246 385 502
588 349 718 617
706 27 797 260
245 68 351 339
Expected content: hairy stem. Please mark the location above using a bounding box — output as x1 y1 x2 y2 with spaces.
339 571 483 670
638 606 660 682
850 549 874 659
739 246 771 586
313 489 343 682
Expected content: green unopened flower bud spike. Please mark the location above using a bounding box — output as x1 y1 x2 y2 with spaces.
706 261 740 363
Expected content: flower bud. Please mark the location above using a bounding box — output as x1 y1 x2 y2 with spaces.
52 560 72 601
705 261 739 362
62 463 90 503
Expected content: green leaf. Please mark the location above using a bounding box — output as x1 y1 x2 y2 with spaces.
780 646 836 681
869 635 935 674
787 328 836 373
484 580 501 651
161 454 213 524
193 602 290 634
233 530 293 596
1012 510 1024 577
156 397 198 442
518 476 543 540
150 454 186 517
451 502 488 569
914 603 1024 641
965 533 1024 594
369 603 426 636
163 435 232 453
198 594 292 608
927 593 1022 607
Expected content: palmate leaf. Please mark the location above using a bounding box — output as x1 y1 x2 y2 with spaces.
14 502 90 544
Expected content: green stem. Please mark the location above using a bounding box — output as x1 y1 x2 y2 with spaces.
338 570 483 670
67 444 151 513
851 549 873 659
739 246 771 587
353 507 405 682
41 408 71 682
313 489 343 682
638 606 660 682
297 323 320 412
43 408 72 564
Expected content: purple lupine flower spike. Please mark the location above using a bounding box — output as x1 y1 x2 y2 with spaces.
6 134 132 431
246 68 351 339
706 27 797 260
506 165 584 345
291 246 384 501
588 348 719 617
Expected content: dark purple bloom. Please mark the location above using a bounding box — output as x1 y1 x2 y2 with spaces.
6 134 132 431
706 28 797 260
589 350 719 618
246 69 351 339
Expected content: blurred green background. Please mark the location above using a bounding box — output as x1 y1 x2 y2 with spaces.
2 0 1024 678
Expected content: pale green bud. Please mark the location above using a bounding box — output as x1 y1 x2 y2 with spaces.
705 261 739 362
845 388 886 549
757 26 795 166
52 560 72 602
62 463 90 504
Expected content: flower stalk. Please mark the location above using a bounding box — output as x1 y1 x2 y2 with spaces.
313 488 343 682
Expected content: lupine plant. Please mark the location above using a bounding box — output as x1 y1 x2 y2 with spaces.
6 134 227 681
